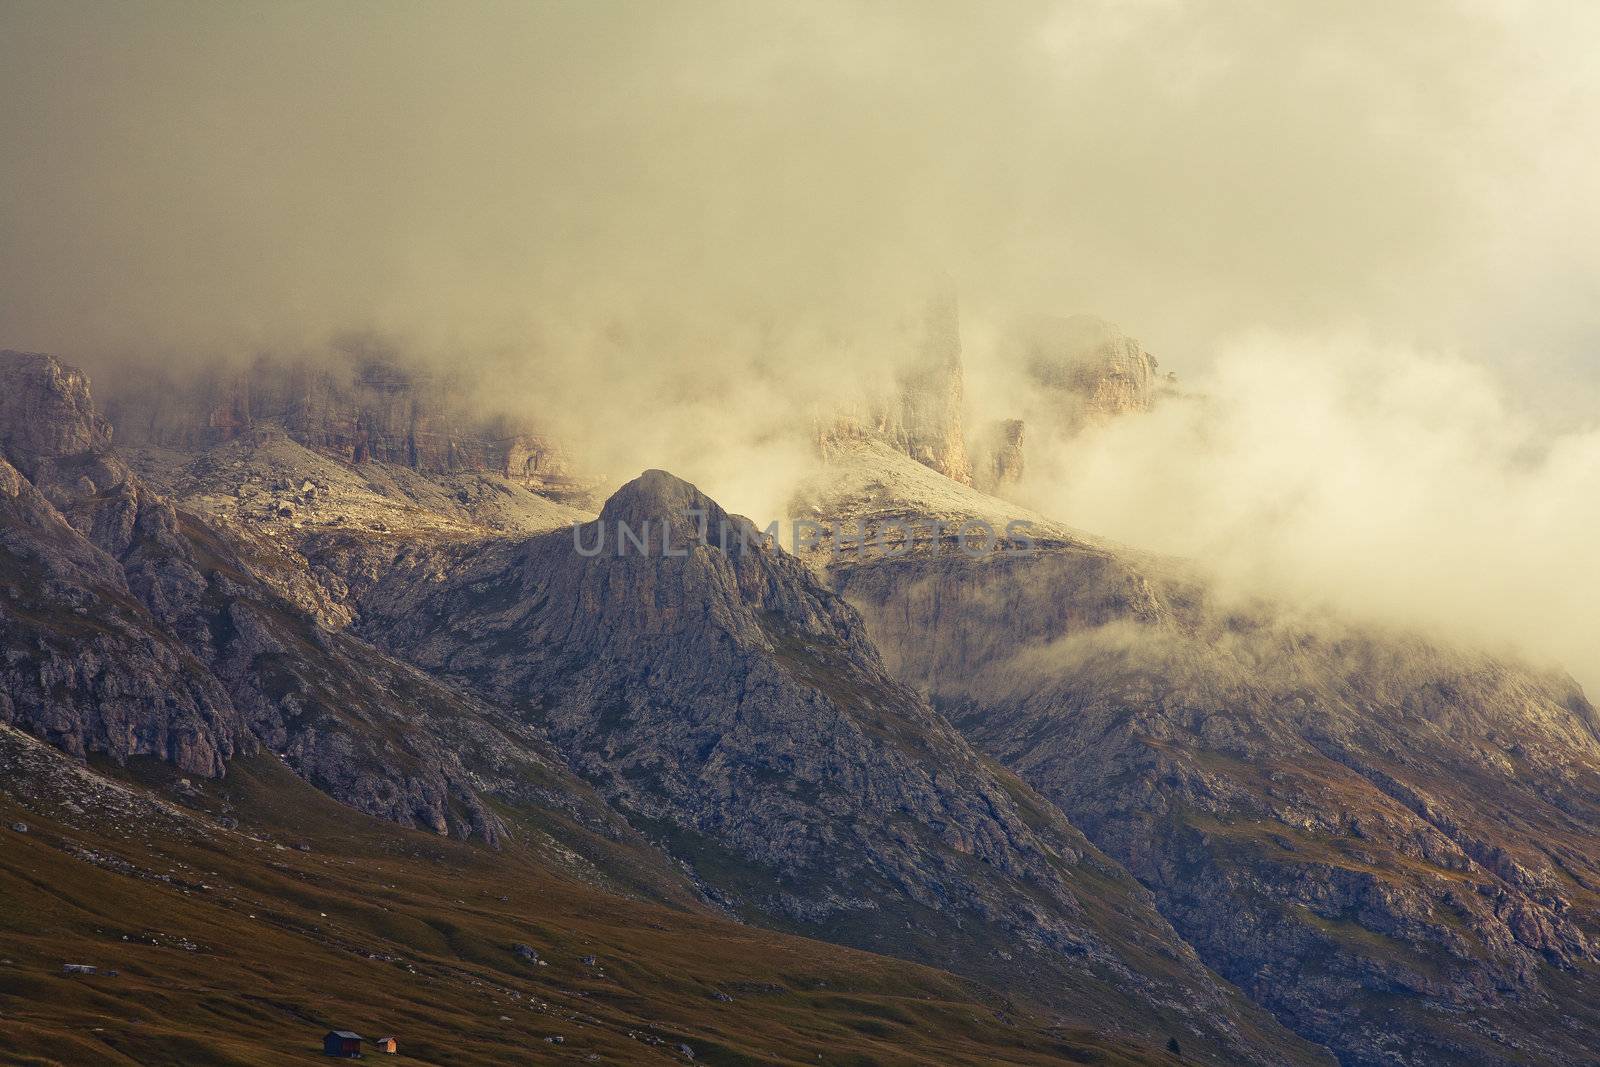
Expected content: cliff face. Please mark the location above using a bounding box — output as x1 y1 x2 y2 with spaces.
974 417 1026 493
1016 314 1162 425
0 352 113 470
0 350 644 852
0 351 242 776
817 296 973 484
952 314 1174 497
816 309 1172 497
811 441 1600 1067
103 353 593 504
0 449 241 777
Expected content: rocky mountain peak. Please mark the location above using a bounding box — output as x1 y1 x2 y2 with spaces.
349 469 1319 1065
594 468 778 564
0 350 113 476
599 467 722 528
556 469 857 657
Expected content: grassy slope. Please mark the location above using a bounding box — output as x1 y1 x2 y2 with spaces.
0 735 1183 1067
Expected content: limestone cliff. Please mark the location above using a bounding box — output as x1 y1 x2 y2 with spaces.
1015 313 1164 425
103 352 593 504
809 440 1600 1067
817 296 973 484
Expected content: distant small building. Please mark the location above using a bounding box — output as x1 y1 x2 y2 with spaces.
323 1031 363 1058
375 1036 398 1054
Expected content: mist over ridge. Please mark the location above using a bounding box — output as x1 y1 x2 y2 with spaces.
10 9 1600 1064
3 1 1598 687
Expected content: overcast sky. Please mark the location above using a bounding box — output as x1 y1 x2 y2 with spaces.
2 1 1598 411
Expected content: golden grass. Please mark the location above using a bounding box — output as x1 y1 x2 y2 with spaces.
0 750 1180 1067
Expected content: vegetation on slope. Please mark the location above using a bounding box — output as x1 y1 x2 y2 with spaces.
0 728 1188 1067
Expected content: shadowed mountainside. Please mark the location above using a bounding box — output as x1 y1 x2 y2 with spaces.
344 467 1326 1065
808 439 1600 1067
0 349 1327 1064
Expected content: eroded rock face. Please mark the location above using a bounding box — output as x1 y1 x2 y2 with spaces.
1016 314 1161 425
0 453 240 776
349 468 1325 1065
0 351 112 474
817 297 973 485
818 444 1600 1067
0 351 622 846
0 353 238 775
101 352 594 504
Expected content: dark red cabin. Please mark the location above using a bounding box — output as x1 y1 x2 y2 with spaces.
323 1030 363 1057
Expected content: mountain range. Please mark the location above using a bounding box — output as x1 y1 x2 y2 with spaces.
2 329 1597 1066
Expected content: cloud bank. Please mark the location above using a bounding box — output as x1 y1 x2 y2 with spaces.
1009 332 1600 690
3 1 1599 394
2 2 1597 682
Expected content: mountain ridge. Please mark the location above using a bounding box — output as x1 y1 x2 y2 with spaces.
14 341 1600 1064
0 347 1327 1065
345 463 1324 1063
807 439 1600 1066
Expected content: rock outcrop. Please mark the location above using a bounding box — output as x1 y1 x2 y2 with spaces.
102 351 594 504
0 352 241 776
0 351 648 856
1015 314 1163 425
0 351 113 468
816 309 1174 498
817 296 972 484
974 417 1026 493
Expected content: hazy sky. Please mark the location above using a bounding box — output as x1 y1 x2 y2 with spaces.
2 3 1598 685
2 1 1598 405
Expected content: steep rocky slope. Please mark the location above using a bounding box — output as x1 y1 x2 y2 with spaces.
0 451 240 776
0 350 691 893
0 352 242 775
810 439 1600 1067
0 349 1327 1062
346 468 1328 1064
